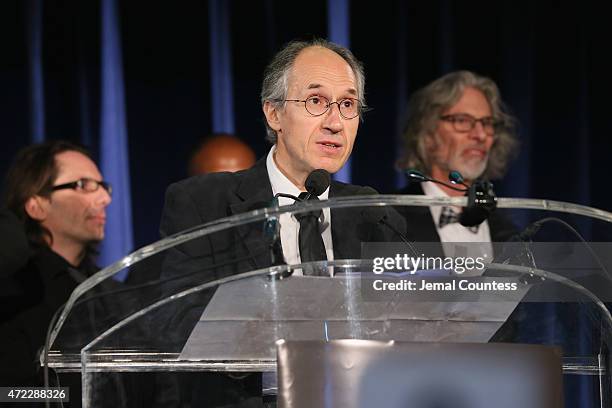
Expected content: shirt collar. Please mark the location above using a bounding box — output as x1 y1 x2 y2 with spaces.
266 146 330 205
421 180 448 197
421 181 451 221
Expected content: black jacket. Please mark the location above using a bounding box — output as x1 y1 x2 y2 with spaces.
0 246 97 382
156 158 405 408
159 158 403 298
0 208 30 279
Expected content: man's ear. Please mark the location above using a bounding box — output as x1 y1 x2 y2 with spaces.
25 196 49 221
263 101 282 133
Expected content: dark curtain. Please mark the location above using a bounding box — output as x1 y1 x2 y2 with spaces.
3 0 610 244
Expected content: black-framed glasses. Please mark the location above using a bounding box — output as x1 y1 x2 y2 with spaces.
439 114 498 136
278 95 363 119
50 178 113 195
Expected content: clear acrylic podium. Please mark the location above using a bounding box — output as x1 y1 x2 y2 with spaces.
43 195 612 407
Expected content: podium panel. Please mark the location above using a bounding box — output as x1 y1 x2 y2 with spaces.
276 340 563 408
42 195 612 407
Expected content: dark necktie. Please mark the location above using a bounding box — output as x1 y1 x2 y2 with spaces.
295 192 328 263
438 206 479 233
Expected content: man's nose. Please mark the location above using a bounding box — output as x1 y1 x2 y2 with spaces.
322 102 344 133
469 121 488 141
97 188 112 207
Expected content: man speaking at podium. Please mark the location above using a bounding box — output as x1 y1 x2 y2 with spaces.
158 38 402 408
160 38 401 287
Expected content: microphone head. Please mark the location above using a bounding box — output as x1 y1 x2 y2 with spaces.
305 169 331 196
448 171 465 185
405 169 428 183
459 180 497 227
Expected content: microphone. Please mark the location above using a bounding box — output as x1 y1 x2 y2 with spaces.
267 169 331 266
404 169 467 192
511 221 543 242
507 217 609 280
303 169 331 200
459 179 497 227
273 169 331 203
512 217 576 242
405 169 429 183
448 171 469 188
403 169 497 228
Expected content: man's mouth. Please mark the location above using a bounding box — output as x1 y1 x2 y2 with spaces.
463 148 487 157
88 214 106 224
317 141 342 149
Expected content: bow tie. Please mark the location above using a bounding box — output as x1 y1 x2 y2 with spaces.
438 206 479 233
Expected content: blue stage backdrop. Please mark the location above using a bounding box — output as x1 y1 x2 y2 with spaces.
98 0 134 279
209 0 235 134
327 0 351 184
27 0 45 143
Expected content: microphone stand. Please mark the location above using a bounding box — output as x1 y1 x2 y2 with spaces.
404 169 498 227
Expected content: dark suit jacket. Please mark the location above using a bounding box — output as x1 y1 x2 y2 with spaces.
0 246 138 408
159 158 401 297
158 157 405 333
157 158 403 407
0 208 30 279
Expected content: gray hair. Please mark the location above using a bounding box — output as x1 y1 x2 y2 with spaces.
261 38 366 144
397 70 519 180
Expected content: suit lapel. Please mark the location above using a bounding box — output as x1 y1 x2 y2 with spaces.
228 158 275 269
229 158 273 214
400 183 442 243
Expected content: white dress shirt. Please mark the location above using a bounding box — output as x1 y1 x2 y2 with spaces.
422 181 493 271
266 147 334 271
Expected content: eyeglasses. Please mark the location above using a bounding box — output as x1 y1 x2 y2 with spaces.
439 114 498 136
50 178 113 195
278 95 363 119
